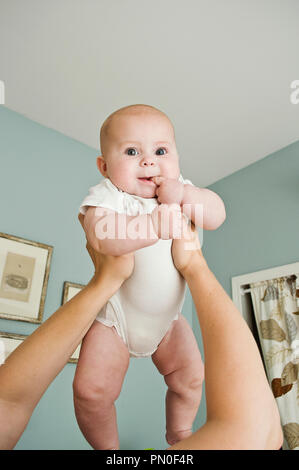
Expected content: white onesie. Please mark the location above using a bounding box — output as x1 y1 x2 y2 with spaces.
79 174 193 358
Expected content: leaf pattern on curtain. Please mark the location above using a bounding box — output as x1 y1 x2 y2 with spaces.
250 275 299 450
285 314 297 343
260 319 286 342
281 362 298 387
283 423 299 450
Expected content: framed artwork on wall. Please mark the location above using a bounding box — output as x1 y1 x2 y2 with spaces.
0 330 26 365
62 281 85 306
0 232 53 324
62 281 85 363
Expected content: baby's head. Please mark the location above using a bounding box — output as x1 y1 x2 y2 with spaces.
97 104 180 198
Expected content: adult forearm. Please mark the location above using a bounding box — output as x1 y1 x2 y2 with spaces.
0 275 118 419
187 264 266 416
173 261 282 449
0 401 32 449
188 264 276 416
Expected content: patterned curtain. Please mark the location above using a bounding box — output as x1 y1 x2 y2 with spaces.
250 275 299 450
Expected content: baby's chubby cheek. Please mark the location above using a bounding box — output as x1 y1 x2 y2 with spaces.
160 161 180 180
108 165 133 192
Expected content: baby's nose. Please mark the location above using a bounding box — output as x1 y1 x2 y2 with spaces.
140 157 156 166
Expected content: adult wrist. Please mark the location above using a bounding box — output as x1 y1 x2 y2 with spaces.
89 271 123 296
181 254 209 282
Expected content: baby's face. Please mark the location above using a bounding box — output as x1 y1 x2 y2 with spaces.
98 113 180 198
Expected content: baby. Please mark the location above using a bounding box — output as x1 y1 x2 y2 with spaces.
73 104 226 450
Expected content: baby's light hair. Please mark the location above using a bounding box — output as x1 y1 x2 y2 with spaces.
100 104 173 155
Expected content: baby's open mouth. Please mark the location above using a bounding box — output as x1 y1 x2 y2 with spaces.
138 177 155 184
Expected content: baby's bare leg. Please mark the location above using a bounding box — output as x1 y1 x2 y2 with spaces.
73 320 129 450
152 315 204 446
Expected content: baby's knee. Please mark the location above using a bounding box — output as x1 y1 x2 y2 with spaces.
166 364 204 399
195 357 205 385
190 357 205 394
185 367 204 398
73 374 120 407
188 373 204 398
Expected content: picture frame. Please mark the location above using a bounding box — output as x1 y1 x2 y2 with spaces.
0 232 53 324
62 281 85 306
62 281 85 363
0 330 27 365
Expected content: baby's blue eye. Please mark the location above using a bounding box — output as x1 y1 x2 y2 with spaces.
126 148 138 156
156 148 167 156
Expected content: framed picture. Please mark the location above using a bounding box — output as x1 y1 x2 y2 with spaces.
0 232 53 324
62 281 85 306
62 281 85 363
0 330 26 365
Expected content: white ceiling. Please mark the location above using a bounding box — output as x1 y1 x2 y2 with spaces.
1 0 298 187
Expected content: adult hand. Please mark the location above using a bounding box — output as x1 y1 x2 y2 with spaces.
171 222 207 278
78 213 135 285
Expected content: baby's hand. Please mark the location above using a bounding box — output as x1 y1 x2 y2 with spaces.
151 203 184 240
152 177 184 205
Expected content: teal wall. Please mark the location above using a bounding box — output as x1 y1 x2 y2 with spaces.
0 106 195 450
193 138 299 429
201 139 299 294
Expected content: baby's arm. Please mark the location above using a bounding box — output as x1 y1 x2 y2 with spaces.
82 207 159 256
82 203 184 256
181 184 226 230
153 177 226 230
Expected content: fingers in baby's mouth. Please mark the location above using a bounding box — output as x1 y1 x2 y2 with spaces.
137 176 164 185
151 176 164 185
138 176 158 184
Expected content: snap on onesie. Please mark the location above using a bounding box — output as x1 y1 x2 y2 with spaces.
79 175 193 358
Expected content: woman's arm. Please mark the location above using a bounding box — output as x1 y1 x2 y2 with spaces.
0 234 134 449
169 226 283 450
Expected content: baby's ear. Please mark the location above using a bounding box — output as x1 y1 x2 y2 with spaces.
96 156 108 177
